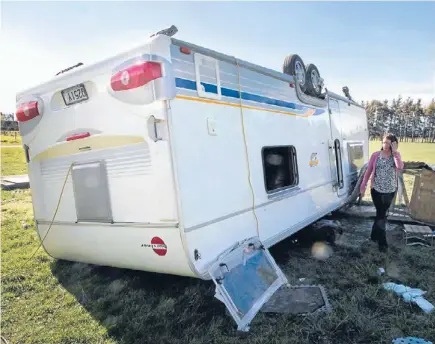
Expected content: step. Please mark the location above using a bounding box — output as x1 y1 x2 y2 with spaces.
1 174 30 190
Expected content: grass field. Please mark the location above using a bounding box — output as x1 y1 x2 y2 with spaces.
1 146 27 176
1 138 435 344
368 141 435 165
1 133 22 146
2 189 435 344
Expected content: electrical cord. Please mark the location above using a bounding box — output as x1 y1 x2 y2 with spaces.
235 59 260 238
3 164 73 278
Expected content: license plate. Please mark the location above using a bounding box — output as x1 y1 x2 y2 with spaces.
61 84 89 106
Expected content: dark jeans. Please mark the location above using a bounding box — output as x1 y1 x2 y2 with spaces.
370 188 396 249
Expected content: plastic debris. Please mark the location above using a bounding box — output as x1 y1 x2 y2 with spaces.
384 283 434 313
392 337 433 344
261 284 332 315
377 267 385 276
312 219 342 230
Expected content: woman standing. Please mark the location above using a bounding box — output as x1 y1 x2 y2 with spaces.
360 134 404 252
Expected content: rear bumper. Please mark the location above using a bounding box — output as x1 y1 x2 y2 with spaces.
36 220 196 278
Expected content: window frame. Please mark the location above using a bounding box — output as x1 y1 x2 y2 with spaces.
261 145 299 196
193 52 222 100
347 142 364 174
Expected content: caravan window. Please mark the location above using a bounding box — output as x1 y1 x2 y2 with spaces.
262 146 299 193
194 53 221 100
347 142 364 174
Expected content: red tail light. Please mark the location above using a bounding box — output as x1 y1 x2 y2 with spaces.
66 132 90 141
16 101 41 122
180 47 191 55
111 61 162 91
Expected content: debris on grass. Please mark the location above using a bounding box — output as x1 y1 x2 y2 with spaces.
311 219 344 235
261 284 332 315
3 188 435 344
392 337 433 344
383 282 435 314
301 219 344 245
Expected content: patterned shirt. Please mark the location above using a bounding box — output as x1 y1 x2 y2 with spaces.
373 153 397 193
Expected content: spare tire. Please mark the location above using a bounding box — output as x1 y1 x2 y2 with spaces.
305 63 323 97
283 54 307 93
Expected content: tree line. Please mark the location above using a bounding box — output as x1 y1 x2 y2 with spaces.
362 97 435 143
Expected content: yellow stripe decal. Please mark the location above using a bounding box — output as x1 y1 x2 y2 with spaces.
33 135 145 162
176 95 315 118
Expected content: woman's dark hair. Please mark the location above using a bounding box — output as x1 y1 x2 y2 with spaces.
381 133 399 151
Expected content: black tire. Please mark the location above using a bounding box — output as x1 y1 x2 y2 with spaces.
283 54 307 93
305 63 322 97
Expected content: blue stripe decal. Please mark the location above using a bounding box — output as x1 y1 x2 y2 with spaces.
175 78 196 90
175 77 325 115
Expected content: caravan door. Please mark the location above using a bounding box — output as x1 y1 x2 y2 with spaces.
328 99 346 197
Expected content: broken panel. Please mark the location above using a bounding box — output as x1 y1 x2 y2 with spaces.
208 237 288 332
261 284 332 315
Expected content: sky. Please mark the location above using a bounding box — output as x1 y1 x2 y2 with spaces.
1 1 435 114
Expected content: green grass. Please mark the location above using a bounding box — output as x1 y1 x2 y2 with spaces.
369 140 435 165
1 132 22 146
2 190 435 344
1 146 27 176
1 132 26 176
1 190 113 344
1 140 435 343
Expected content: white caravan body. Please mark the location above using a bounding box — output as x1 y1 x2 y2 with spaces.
16 32 369 282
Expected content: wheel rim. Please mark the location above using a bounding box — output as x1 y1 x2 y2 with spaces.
295 61 305 86
311 70 320 93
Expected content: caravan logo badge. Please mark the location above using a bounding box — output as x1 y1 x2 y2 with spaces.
141 237 168 256
309 153 319 167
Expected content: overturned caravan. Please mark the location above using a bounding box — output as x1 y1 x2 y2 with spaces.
16 26 369 330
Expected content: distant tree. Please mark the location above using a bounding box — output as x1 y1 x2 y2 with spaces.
390 96 402 136
424 99 435 142
365 100 391 139
362 96 434 143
